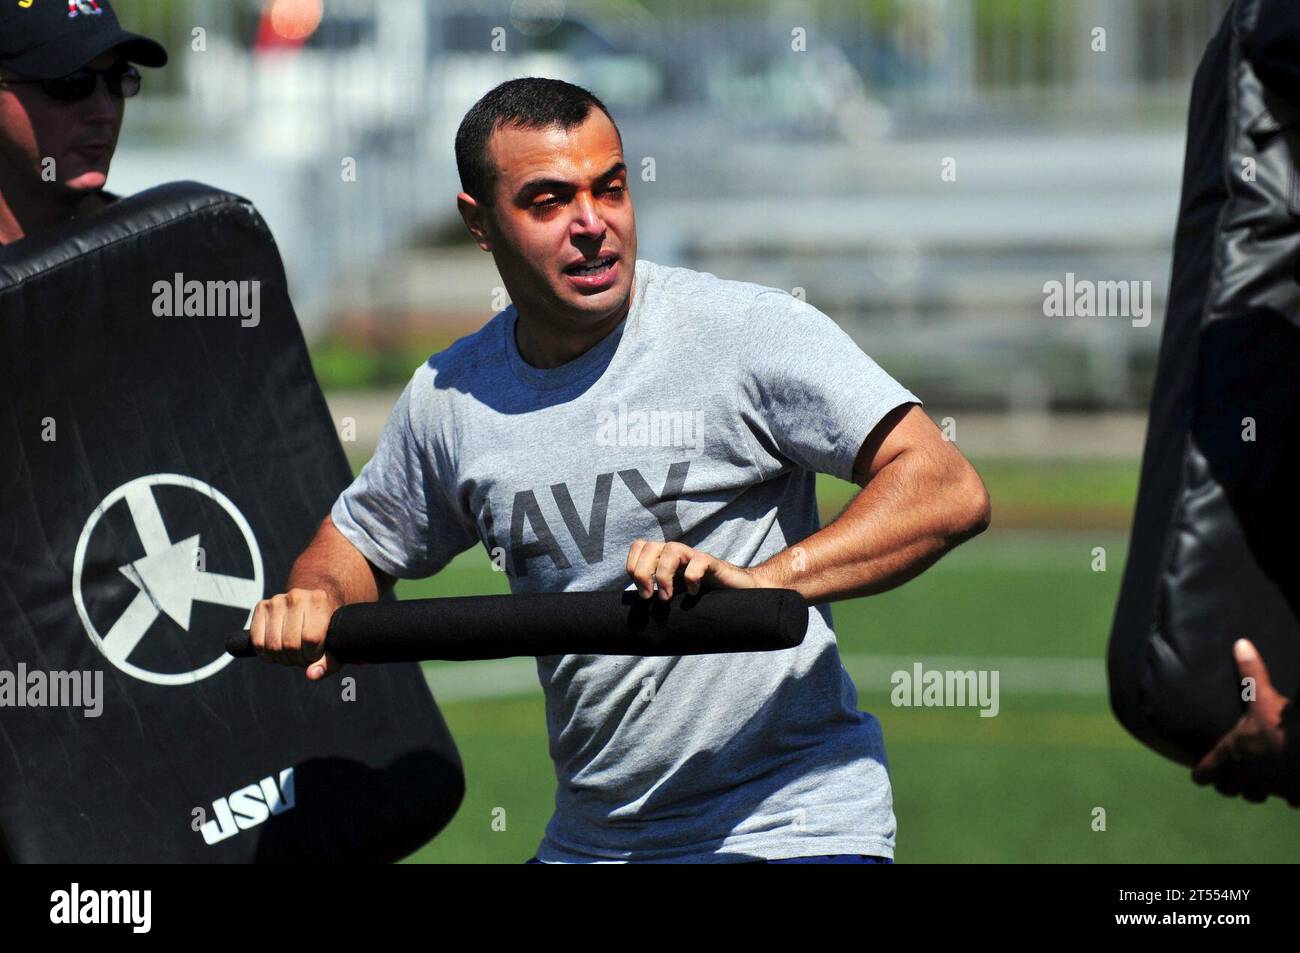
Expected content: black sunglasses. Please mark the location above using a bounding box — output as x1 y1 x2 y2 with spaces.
0 64 141 102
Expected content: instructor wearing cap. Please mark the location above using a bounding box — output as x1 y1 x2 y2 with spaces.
0 0 166 246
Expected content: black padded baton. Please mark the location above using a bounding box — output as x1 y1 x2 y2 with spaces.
227 588 808 662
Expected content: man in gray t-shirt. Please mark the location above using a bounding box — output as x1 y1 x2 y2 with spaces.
248 78 990 863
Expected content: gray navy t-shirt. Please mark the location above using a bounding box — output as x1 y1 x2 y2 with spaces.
332 259 920 862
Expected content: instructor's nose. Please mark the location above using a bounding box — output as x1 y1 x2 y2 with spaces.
570 192 606 239
79 75 121 125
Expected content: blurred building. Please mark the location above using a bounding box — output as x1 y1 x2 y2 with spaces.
111 0 1231 410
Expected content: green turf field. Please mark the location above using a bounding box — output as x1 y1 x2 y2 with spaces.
379 460 1300 863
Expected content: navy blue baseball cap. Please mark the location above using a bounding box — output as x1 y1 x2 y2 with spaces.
0 0 167 80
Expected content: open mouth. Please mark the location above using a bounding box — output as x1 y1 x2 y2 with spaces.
564 256 617 277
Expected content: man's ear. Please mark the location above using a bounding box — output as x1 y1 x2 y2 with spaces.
457 192 493 252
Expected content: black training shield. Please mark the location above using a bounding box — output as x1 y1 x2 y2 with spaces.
0 182 463 861
1108 0 1300 766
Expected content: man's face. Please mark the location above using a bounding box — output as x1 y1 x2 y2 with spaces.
0 52 127 198
472 109 636 328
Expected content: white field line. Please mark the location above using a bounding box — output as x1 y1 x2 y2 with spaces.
424 658 541 702
423 653 1106 703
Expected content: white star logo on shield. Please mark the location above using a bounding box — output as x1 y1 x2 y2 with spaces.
72 473 264 686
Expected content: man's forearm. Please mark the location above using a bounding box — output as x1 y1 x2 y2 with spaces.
754 447 989 606
285 515 392 607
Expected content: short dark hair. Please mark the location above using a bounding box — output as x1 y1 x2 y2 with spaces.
455 77 621 206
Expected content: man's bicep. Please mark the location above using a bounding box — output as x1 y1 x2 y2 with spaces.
323 513 396 592
291 513 399 603
738 292 922 480
327 516 398 594
327 377 480 579
850 403 939 485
